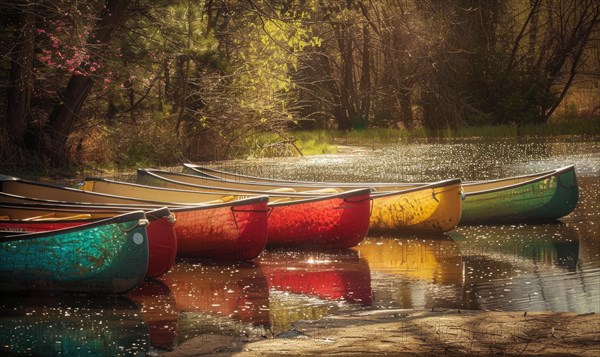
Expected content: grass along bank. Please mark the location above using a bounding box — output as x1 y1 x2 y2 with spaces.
286 119 600 151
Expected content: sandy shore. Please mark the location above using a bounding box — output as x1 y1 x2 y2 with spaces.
161 309 600 356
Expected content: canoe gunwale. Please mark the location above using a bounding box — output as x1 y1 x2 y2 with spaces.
463 165 576 197
185 163 455 189
132 170 374 205
267 188 372 207
0 190 169 210
141 169 377 198
369 178 462 199
1 177 270 210
0 202 172 223
164 195 270 211
0 210 147 242
184 164 576 196
140 169 460 203
85 175 264 198
1 176 188 206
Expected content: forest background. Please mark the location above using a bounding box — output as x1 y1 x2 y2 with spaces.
1 0 599 171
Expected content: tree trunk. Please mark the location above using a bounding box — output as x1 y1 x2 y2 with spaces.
176 0 194 136
399 90 413 129
43 0 130 166
163 57 171 103
358 24 371 128
6 0 35 149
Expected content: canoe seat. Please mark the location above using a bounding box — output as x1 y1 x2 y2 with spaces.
202 199 223 204
303 188 343 194
22 213 56 221
202 195 236 204
269 197 292 203
34 214 93 221
269 187 297 193
217 195 236 202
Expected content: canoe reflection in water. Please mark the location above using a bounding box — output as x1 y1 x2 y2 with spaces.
260 248 372 305
131 261 272 352
0 295 148 356
449 224 593 313
450 224 580 271
354 234 464 309
128 280 179 351
258 248 372 335
355 234 463 284
159 261 270 326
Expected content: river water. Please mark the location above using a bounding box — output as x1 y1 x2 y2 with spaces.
1 136 599 355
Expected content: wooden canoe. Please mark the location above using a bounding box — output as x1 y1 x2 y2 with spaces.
82 176 372 249
0 210 149 294
184 164 579 224
0 202 176 278
0 176 269 261
139 168 463 233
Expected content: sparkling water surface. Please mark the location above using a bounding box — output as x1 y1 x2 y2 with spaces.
1 136 598 355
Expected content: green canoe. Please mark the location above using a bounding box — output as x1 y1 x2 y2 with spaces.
0 210 149 294
459 165 579 224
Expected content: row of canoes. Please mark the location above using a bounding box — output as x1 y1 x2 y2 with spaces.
178 163 579 225
0 164 579 294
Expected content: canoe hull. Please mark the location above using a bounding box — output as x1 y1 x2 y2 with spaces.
0 212 149 294
0 206 177 278
137 172 371 248
267 191 371 249
461 167 579 224
175 167 462 233
0 177 269 261
369 180 463 233
171 200 269 260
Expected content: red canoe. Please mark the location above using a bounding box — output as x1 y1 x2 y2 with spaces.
0 177 270 261
169 197 269 260
0 202 177 278
265 189 371 248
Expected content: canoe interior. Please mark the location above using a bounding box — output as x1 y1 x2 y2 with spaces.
183 163 576 196
143 168 421 194
85 176 371 207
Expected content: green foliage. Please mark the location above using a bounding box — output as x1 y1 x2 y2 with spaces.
2 0 598 170
229 131 336 159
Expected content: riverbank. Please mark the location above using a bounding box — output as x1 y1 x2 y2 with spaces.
161 309 600 356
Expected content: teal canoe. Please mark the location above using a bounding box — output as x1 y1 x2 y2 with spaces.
183 164 579 224
0 210 149 294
